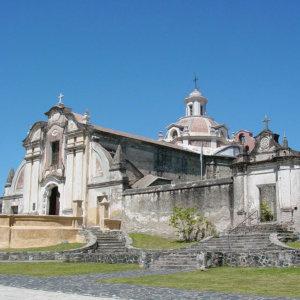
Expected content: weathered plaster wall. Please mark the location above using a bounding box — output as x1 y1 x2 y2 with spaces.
92 131 233 182
233 161 300 232
122 178 234 237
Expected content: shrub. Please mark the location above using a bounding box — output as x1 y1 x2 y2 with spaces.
169 206 217 242
260 200 274 222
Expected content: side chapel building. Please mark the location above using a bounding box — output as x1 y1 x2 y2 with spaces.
1 85 300 235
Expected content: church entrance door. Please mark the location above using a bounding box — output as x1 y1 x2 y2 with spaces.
49 186 60 215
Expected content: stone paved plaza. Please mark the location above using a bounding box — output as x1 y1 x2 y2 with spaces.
0 270 297 300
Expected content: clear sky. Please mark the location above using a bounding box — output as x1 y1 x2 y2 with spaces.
0 0 300 188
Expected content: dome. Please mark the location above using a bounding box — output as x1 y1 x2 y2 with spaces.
176 116 218 134
189 89 202 98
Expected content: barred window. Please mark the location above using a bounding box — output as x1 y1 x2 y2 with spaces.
51 141 59 166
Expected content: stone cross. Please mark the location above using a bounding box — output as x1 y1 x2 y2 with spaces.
57 93 64 105
263 114 271 130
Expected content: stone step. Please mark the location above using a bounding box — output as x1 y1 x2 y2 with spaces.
95 247 127 250
94 233 122 237
97 244 125 247
97 241 125 245
96 237 123 240
151 265 196 270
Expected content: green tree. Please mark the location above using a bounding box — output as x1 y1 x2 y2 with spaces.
169 207 217 242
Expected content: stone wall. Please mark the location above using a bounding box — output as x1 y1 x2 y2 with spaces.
122 178 234 237
223 250 300 267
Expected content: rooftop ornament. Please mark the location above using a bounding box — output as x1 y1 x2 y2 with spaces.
57 92 64 106
262 114 271 130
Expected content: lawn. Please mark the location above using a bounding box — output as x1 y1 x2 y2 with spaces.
102 266 300 298
287 241 300 249
0 243 85 252
129 233 195 250
0 262 140 276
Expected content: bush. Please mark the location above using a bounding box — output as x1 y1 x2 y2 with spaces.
260 200 274 222
169 207 217 242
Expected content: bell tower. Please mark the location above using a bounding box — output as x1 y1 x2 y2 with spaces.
185 76 208 117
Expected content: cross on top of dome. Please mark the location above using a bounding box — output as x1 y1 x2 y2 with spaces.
193 74 199 90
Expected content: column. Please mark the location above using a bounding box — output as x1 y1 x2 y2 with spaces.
64 150 75 211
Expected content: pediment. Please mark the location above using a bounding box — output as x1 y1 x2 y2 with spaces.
23 121 47 146
252 130 281 154
67 119 78 132
30 128 42 142
246 130 284 163
44 105 72 124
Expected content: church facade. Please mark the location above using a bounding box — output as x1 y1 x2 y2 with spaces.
1 86 300 235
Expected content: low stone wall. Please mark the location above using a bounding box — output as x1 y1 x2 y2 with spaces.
0 249 142 264
122 178 234 237
0 247 299 268
0 215 83 248
223 250 300 267
64 251 141 264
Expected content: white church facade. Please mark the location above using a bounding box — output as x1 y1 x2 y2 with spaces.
1 86 300 234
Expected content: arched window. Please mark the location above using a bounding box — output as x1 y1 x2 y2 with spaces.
239 134 246 144
188 104 193 116
171 130 178 139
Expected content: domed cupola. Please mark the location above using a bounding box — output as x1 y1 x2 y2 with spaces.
162 77 232 155
185 88 208 117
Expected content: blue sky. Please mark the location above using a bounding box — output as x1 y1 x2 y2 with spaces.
0 0 300 188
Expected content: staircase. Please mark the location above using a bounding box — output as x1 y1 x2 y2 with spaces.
89 228 128 253
195 233 283 252
148 223 300 270
149 250 199 270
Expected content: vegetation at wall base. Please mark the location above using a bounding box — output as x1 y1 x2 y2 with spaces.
260 201 274 222
129 233 196 250
0 262 140 276
287 241 300 249
0 243 85 253
169 206 217 242
101 267 300 298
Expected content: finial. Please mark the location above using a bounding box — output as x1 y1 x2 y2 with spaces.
5 168 15 187
193 74 199 90
158 131 164 141
83 109 90 124
262 114 271 130
282 130 288 148
57 92 64 105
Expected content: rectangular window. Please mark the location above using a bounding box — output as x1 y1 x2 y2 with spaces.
11 206 18 215
51 141 60 166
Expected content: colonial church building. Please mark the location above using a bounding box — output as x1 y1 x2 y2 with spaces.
1 85 300 235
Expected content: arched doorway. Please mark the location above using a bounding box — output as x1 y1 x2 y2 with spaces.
49 186 60 215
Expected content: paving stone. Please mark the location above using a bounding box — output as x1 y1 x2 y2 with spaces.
0 270 297 300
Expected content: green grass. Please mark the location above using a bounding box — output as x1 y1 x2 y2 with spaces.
0 243 85 253
287 241 300 249
129 233 195 250
0 262 140 276
102 267 300 298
